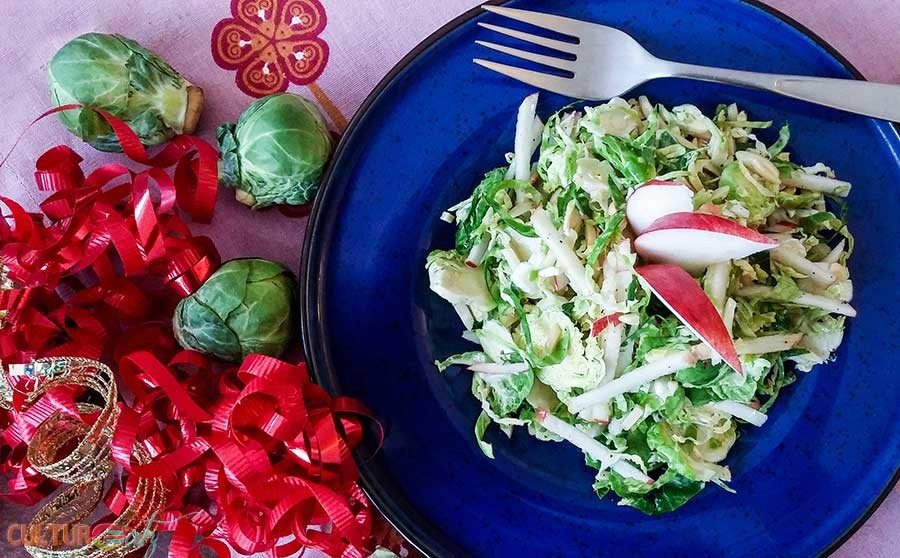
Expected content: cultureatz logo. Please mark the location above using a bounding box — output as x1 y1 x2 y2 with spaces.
5 513 201 556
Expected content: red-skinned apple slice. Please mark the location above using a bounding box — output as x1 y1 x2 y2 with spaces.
590 312 623 337
626 180 695 235
634 212 777 273
636 263 743 374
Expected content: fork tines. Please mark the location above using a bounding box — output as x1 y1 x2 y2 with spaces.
474 5 584 94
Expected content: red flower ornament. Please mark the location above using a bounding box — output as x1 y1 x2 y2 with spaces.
212 0 330 97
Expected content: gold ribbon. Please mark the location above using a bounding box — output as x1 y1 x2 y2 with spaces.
2 357 168 558
0 262 15 331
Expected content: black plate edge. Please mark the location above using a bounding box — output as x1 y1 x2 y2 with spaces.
299 1 900 557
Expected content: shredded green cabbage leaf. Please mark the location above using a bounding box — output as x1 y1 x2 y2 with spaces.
426 95 853 514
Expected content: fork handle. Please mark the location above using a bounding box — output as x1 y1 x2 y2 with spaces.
666 62 900 121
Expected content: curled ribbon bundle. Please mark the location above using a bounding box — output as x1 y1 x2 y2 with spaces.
0 352 379 558
0 105 220 365
114 351 378 558
0 108 383 557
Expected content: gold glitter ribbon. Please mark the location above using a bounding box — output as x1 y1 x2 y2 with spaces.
2 357 167 558
0 262 15 333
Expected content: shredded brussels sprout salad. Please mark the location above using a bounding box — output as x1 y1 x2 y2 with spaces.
426 93 855 515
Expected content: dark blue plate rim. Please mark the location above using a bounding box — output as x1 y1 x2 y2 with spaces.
299 1 900 556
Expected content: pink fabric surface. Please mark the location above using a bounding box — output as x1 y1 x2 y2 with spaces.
0 1 897 557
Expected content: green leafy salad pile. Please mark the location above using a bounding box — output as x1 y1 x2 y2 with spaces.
426 94 855 514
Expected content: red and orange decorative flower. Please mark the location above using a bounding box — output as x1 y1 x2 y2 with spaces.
212 0 329 98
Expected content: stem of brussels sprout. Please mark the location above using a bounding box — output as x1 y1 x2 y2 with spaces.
235 189 257 208
183 86 205 135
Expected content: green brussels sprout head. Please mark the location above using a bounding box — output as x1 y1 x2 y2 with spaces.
173 258 296 362
218 93 333 209
49 33 204 152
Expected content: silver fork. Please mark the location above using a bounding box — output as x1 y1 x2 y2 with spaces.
475 5 900 122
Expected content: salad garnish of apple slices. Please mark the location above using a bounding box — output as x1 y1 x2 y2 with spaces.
426 94 854 515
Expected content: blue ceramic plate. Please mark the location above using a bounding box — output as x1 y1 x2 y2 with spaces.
301 1 900 556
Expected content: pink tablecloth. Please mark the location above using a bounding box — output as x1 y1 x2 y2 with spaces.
0 1 897 557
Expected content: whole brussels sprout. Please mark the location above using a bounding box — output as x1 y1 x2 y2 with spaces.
173 259 296 362
49 33 204 152
218 93 333 209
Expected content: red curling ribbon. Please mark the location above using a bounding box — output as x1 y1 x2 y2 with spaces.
0 107 386 558
3 104 219 224
132 438 209 478
84 162 133 190
103 486 130 516
119 351 213 422
89 107 219 224
0 196 36 243
34 145 84 192
164 245 217 298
